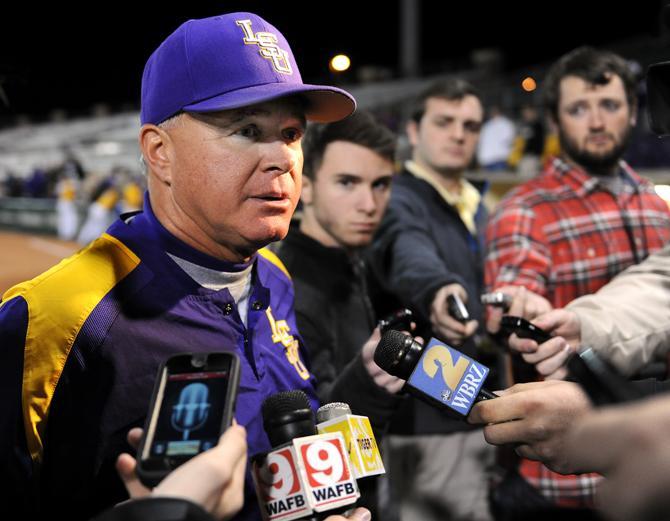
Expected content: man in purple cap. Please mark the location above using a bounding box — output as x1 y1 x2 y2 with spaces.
0 12 360 520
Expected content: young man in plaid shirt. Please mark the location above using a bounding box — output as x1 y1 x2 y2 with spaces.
484 46 670 518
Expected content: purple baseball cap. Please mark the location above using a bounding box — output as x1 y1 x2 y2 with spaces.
140 12 356 125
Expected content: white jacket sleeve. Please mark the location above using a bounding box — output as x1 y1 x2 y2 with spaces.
566 244 670 376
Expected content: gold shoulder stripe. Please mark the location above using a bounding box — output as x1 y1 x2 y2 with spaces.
4 233 140 463
258 247 291 279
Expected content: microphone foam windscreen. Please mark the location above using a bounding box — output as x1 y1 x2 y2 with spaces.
316 402 351 423
373 329 407 372
262 390 311 425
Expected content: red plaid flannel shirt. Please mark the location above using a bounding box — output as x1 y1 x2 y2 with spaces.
485 157 670 507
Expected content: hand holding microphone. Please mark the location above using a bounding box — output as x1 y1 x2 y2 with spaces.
374 330 495 418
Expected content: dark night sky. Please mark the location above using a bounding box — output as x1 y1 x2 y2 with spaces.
0 1 666 122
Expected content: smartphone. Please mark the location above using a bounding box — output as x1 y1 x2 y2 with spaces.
447 294 470 323
499 315 552 344
480 291 512 310
378 308 414 334
567 348 642 406
136 352 241 487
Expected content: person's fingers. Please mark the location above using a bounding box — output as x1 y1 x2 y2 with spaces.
431 308 466 335
464 319 479 337
449 284 468 302
468 394 523 426
330 507 371 521
432 315 466 344
514 443 541 462
508 286 527 317
534 344 574 376
210 425 247 470
482 420 538 446
468 381 561 425
508 333 539 353
545 366 569 381
523 292 553 319
532 309 567 332
218 438 249 520
116 453 151 498
126 427 143 450
486 305 504 334
522 337 568 365
386 379 406 394
153 424 248 510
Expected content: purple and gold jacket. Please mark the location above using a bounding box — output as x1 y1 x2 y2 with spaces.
0 199 317 520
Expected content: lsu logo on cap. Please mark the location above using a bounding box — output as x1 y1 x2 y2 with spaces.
407 338 489 416
236 19 293 75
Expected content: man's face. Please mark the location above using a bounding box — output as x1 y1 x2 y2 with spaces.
160 98 305 257
408 95 483 174
302 140 394 249
556 74 635 172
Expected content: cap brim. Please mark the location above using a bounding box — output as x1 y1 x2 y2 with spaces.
183 82 356 123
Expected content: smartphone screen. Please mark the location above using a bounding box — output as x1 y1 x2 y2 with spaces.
146 369 231 458
137 352 240 487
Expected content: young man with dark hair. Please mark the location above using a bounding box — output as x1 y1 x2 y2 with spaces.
277 110 403 416
276 110 401 517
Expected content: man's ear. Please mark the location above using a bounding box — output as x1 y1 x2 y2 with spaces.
301 175 314 205
406 120 419 148
139 125 173 185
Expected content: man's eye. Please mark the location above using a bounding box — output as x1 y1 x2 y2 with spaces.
567 105 586 117
238 125 261 138
282 128 304 142
465 122 482 133
373 179 392 191
602 100 622 112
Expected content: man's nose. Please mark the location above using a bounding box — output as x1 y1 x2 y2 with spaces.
262 141 300 174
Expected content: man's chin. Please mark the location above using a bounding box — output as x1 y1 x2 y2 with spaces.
436 162 468 175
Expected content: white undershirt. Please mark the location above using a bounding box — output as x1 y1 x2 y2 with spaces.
168 253 253 326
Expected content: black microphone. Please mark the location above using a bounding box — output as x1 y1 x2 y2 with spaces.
252 391 360 521
374 330 496 418
262 390 317 447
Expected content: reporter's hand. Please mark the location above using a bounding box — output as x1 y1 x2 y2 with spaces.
566 395 670 521
485 285 552 335
508 308 582 379
362 327 405 394
431 284 478 345
468 380 592 474
116 424 248 521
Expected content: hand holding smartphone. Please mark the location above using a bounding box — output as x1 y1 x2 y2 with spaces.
499 315 552 344
447 294 470 323
136 352 241 488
